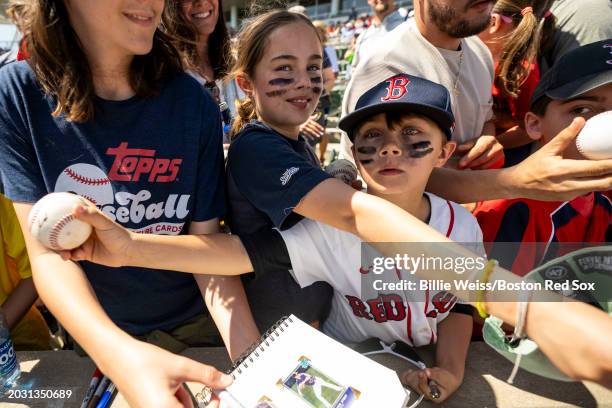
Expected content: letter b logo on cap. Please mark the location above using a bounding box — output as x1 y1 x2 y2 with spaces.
382 77 411 101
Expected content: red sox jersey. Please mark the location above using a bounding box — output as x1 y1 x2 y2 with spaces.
474 192 612 276
280 193 485 346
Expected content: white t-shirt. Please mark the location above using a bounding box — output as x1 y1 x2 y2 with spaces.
340 18 494 161
280 193 485 346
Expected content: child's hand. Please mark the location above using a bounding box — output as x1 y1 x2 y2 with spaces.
107 339 232 408
401 367 462 403
456 135 505 170
58 204 133 268
299 116 325 142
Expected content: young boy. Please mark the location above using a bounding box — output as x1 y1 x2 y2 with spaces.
241 73 483 401
0 194 51 350
475 40 612 276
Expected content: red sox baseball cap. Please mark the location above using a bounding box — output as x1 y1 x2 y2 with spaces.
531 39 612 108
339 73 455 141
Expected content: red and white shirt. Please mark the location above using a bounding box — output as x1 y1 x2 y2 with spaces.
280 193 485 346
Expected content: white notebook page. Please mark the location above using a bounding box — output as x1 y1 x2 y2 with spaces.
226 316 408 407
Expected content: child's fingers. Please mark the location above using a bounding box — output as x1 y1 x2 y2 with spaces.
455 139 475 153
417 370 433 398
72 204 115 231
467 148 505 169
58 250 72 261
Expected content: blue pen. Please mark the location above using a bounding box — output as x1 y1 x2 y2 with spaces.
95 383 116 408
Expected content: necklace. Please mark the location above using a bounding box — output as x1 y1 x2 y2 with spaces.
452 48 464 97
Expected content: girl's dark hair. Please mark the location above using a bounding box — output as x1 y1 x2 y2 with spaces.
165 0 233 80
22 0 184 123
494 0 556 98
230 10 319 137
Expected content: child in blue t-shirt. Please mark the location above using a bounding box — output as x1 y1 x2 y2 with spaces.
0 1 240 404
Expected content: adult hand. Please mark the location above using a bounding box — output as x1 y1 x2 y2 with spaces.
508 117 612 201
59 204 133 267
401 367 461 403
456 135 505 170
299 116 325 142
108 339 232 408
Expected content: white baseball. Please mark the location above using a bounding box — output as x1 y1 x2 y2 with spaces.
28 192 93 251
575 111 612 160
325 159 358 185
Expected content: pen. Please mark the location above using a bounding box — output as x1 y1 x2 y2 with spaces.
96 383 116 408
80 368 102 408
427 379 441 400
87 375 110 408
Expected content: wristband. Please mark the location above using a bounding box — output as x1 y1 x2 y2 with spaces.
475 259 498 318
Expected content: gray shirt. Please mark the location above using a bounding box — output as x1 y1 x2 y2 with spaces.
541 0 612 74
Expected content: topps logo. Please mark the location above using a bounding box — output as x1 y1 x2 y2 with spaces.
107 142 182 183
280 167 299 186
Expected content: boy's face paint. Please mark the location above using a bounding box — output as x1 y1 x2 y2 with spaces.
352 113 452 195
249 22 324 137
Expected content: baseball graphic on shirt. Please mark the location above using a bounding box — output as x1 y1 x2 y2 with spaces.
575 111 612 160
55 163 114 206
28 192 93 251
325 159 358 185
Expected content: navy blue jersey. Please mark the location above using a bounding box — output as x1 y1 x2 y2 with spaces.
0 62 225 335
226 121 331 234
226 121 333 331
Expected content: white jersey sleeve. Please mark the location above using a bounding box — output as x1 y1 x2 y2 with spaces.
280 219 362 288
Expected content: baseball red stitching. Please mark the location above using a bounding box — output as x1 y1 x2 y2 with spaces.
64 168 110 186
28 206 42 230
48 214 76 250
77 194 98 205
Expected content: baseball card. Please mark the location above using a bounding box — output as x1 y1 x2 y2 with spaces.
278 357 360 408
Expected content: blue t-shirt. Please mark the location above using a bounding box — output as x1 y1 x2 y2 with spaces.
0 62 225 335
226 121 331 234
226 121 333 331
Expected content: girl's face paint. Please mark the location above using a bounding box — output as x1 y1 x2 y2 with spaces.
310 76 323 95
265 89 288 97
268 78 295 86
249 22 324 138
265 78 294 97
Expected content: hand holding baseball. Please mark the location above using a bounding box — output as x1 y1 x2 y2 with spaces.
28 193 93 251
61 204 134 268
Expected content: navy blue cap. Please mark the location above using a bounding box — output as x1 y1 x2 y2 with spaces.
339 73 455 141
531 39 612 109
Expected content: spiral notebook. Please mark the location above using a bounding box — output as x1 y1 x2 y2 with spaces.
207 315 409 408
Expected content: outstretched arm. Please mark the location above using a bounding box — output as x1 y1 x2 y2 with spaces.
66 204 253 275
427 118 612 203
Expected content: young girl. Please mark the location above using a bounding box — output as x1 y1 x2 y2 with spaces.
0 0 249 405
478 0 556 166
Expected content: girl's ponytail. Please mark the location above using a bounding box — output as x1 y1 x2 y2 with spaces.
495 0 555 98
231 96 257 137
